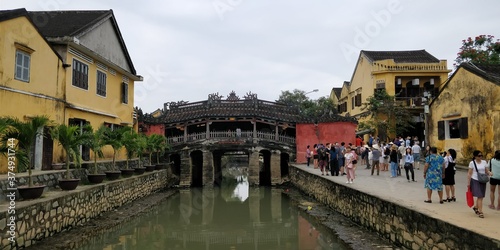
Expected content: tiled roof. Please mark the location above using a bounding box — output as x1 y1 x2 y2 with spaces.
27 10 111 37
462 63 500 84
0 8 27 22
362 50 440 63
332 87 342 99
158 100 302 124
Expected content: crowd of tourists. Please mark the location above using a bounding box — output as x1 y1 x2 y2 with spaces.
305 136 500 219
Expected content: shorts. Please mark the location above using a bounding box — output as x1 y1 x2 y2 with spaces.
491 178 500 186
313 155 318 159
413 153 420 162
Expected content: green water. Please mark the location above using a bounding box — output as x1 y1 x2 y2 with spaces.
75 177 392 250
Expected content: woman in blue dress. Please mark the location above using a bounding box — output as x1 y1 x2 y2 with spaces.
423 147 445 203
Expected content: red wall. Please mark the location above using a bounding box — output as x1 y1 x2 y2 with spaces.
139 122 164 136
295 122 357 163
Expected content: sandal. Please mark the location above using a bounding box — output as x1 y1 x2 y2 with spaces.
478 212 484 218
488 204 495 210
473 207 480 215
424 200 432 203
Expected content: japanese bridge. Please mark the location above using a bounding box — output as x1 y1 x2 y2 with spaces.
138 92 302 187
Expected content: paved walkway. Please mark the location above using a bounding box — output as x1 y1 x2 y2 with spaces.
293 162 500 241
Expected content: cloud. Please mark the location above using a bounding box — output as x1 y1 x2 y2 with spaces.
2 0 500 112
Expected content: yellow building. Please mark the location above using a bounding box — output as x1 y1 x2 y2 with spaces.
336 50 450 141
429 63 500 164
0 9 142 173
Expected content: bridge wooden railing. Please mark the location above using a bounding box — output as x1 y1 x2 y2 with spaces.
166 130 295 145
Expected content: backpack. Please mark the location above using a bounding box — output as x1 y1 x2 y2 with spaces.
384 147 390 156
318 147 326 159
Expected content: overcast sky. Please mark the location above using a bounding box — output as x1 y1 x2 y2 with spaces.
2 0 500 112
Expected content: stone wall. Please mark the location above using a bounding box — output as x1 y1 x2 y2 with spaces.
289 166 500 250
0 170 170 249
0 159 144 203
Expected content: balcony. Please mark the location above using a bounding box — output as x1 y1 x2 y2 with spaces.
166 130 295 145
395 97 425 108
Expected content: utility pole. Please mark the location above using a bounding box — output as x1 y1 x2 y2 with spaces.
423 91 430 147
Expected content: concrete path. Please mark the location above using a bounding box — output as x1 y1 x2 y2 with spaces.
293 163 500 241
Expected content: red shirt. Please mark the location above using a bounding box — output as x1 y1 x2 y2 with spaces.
355 137 363 147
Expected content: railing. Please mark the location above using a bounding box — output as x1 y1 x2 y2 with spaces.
166 130 295 145
395 97 424 108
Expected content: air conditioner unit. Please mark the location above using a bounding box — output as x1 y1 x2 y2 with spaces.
397 78 401 85
430 78 434 85
412 78 420 86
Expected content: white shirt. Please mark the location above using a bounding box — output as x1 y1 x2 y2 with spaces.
469 160 487 181
444 155 455 169
412 145 421 154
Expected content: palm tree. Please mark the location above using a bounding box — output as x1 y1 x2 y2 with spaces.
151 134 168 165
121 127 139 169
83 125 107 175
50 124 86 180
102 126 125 171
3 116 51 186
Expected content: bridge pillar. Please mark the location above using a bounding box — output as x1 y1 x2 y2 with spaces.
270 150 281 185
202 149 214 186
179 150 191 187
248 151 260 185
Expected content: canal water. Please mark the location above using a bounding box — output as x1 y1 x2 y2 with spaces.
74 173 395 250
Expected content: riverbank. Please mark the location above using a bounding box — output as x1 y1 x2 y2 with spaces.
289 164 500 249
24 190 178 250
282 185 397 249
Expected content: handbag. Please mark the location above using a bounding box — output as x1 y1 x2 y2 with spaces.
466 186 474 207
473 160 490 184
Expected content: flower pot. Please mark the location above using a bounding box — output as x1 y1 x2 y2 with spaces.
144 165 156 172
134 167 146 175
155 164 166 170
59 179 80 190
18 185 46 200
120 169 135 178
105 171 121 180
87 174 106 184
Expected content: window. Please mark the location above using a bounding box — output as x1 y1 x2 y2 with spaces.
15 50 31 82
72 59 88 89
355 93 362 107
96 70 107 96
437 117 468 140
351 97 355 110
121 82 128 104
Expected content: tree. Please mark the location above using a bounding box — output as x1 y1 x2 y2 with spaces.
51 124 87 180
82 125 107 175
3 116 51 186
361 89 413 141
455 35 500 66
277 89 337 122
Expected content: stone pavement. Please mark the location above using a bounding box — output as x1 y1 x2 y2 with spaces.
293 163 500 241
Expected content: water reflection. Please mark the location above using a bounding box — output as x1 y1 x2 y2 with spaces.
76 184 354 250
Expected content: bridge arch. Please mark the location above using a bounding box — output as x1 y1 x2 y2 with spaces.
190 150 204 187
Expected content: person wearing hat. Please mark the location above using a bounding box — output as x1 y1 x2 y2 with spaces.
371 144 381 175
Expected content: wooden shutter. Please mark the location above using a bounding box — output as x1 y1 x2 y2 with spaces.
437 121 445 140
122 82 128 104
459 117 468 139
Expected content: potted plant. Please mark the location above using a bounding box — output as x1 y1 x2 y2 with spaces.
120 127 139 177
133 134 147 174
152 134 168 170
51 124 86 190
101 126 124 180
143 134 159 172
2 116 50 199
83 125 107 184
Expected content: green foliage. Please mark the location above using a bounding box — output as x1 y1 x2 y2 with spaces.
277 89 337 122
146 134 168 164
120 128 139 169
82 125 107 174
101 126 125 170
455 35 500 66
51 124 87 179
2 116 51 186
361 89 413 139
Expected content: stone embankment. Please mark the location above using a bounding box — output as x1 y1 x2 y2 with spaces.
0 169 171 249
290 165 500 250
